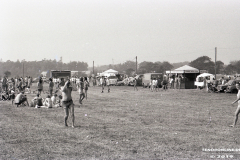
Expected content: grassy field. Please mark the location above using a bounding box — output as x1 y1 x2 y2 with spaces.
1 83 240 159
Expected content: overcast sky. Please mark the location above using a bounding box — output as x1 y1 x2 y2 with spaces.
0 0 239 67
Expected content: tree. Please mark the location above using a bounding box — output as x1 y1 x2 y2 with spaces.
4 71 11 77
189 56 215 74
215 61 225 74
224 64 237 75
125 68 135 77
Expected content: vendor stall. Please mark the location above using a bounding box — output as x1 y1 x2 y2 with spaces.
166 65 200 89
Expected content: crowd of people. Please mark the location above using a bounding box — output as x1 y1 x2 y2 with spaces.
1 73 240 128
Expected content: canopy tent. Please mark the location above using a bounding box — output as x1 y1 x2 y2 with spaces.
103 69 118 74
166 65 200 89
166 65 199 74
98 69 119 77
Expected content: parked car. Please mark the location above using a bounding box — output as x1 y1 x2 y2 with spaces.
225 78 240 93
116 81 125 86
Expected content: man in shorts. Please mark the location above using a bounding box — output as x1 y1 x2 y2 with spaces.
230 83 240 127
79 77 85 104
60 79 75 128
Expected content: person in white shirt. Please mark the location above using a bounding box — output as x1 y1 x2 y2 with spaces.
152 78 157 91
42 95 53 108
51 94 58 107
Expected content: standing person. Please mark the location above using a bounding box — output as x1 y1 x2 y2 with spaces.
206 77 211 92
178 76 182 90
17 78 23 92
2 76 8 92
79 77 85 104
60 80 75 128
149 79 153 91
26 76 32 93
84 77 89 99
49 78 54 97
11 78 15 91
106 77 110 93
152 78 157 91
133 78 138 91
174 75 178 89
162 77 168 91
37 78 43 96
169 77 174 89
230 83 240 127
25 76 28 88
100 76 105 93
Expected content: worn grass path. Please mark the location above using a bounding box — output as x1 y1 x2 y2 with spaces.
0 84 240 159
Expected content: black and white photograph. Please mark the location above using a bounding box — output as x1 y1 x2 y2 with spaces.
0 0 240 159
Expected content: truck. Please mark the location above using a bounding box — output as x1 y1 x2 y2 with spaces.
142 73 163 88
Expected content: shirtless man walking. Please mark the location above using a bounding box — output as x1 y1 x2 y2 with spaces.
60 79 75 128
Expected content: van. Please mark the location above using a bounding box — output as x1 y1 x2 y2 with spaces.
142 73 163 88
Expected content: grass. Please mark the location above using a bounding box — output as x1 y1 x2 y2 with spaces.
0 83 240 159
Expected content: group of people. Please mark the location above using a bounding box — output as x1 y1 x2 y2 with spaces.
146 75 182 92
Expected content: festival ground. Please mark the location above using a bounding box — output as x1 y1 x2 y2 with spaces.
0 83 240 159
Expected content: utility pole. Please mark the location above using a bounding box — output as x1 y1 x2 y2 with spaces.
93 61 94 76
23 61 24 77
215 47 217 79
136 56 137 75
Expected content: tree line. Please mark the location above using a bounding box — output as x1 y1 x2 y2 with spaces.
0 56 240 79
0 59 88 78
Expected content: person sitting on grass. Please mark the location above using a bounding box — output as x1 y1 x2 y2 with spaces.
51 93 57 107
1 91 9 101
56 95 62 107
14 92 29 107
35 94 43 108
29 93 40 107
42 95 53 108
9 90 15 105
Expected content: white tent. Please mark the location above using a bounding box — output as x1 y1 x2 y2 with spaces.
99 69 119 77
166 65 199 74
103 69 118 74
